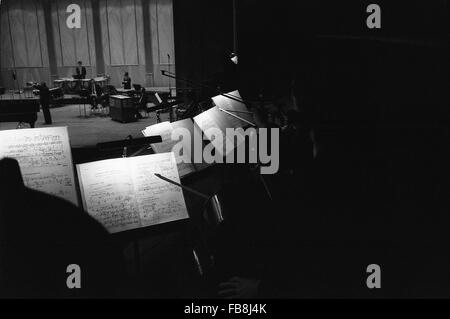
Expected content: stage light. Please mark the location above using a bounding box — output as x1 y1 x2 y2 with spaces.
230 53 238 65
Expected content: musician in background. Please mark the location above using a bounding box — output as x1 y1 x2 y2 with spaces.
90 79 105 110
122 72 131 90
134 87 146 119
33 82 52 125
75 61 86 80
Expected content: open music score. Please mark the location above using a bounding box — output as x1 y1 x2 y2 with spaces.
76 153 189 234
0 127 79 206
142 90 254 168
142 119 210 178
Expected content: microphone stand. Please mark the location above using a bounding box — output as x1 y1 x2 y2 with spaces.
10 70 19 98
167 54 172 98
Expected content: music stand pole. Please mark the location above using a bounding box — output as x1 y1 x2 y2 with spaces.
167 54 172 98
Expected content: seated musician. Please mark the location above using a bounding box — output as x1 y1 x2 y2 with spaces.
90 79 108 110
134 87 147 119
122 72 131 90
75 61 86 80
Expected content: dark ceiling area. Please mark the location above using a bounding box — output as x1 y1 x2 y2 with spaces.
173 1 448 102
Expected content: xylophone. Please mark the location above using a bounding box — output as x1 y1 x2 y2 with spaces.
53 76 110 95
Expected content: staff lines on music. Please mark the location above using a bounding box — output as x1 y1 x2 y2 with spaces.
77 153 189 233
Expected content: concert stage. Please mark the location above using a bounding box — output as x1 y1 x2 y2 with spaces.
0 103 172 149
0 86 173 107
0 93 86 106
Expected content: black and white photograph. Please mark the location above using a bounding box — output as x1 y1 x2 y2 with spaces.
0 0 449 307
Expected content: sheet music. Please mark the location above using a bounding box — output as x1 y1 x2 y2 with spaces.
155 93 163 104
193 110 230 158
212 90 253 122
143 120 196 177
0 127 78 205
77 158 141 233
130 153 189 227
143 121 175 153
194 90 254 157
77 153 188 233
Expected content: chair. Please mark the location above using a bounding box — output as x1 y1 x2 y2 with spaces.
106 85 118 95
133 84 142 92
91 85 111 117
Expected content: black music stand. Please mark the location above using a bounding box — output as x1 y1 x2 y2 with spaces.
96 134 163 273
161 70 274 202
160 70 269 124
161 70 251 106
97 135 163 158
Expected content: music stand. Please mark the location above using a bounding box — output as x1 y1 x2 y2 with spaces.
96 134 164 272
160 70 255 106
97 135 163 158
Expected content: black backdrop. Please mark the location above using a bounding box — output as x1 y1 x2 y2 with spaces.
173 0 448 100
172 0 450 241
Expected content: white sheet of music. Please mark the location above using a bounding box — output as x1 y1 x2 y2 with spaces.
211 90 247 113
193 110 231 158
76 157 141 233
142 120 196 177
194 90 252 157
0 127 78 206
130 153 189 227
77 153 189 233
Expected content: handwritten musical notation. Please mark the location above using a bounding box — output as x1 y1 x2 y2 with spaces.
194 91 252 158
131 154 188 227
77 153 189 234
142 120 196 178
0 127 78 206
194 109 231 158
77 161 141 233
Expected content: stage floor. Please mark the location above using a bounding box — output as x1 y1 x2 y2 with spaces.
0 104 171 148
